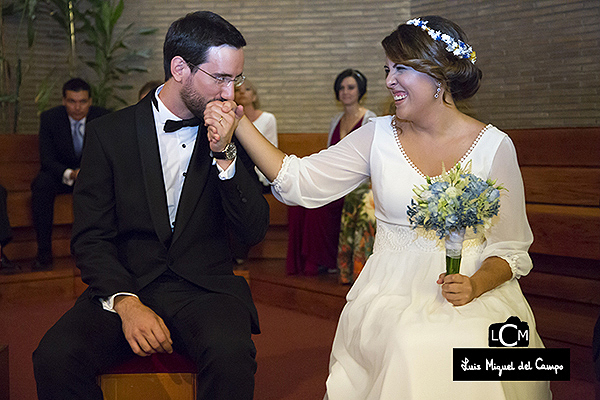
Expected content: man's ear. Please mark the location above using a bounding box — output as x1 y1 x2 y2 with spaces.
170 56 189 83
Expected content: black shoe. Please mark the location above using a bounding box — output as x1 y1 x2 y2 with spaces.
0 254 21 275
32 258 53 271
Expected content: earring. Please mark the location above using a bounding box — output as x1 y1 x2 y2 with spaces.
434 81 441 99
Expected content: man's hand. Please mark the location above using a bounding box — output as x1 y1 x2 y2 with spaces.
204 100 244 153
437 273 476 306
113 295 173 356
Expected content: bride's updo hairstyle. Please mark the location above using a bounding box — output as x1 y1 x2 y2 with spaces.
381 15 482 102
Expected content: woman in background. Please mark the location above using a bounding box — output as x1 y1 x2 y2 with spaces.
286 69 376 276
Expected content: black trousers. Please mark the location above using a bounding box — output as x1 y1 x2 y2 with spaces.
33 271 257 399
0 184 12 247
30 171 73 260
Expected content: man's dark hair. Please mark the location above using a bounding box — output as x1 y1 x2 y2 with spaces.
163 11 246 81
62 78 91 98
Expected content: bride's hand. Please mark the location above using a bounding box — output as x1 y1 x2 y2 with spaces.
437 273 476 306
204 100 244 153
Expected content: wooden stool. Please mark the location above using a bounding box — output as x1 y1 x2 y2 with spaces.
99 351 197 400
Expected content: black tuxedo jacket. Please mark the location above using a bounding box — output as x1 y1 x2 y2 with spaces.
71 92 269 332
38 105 110 182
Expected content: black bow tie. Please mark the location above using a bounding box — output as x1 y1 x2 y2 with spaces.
164 117 201 132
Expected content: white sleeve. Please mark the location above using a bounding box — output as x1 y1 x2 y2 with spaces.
479 136 534 279
272 121 374 208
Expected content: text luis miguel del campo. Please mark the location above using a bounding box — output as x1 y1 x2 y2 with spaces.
453 317 570 381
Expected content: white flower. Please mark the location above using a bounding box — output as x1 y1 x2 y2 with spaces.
445 186 460 198
483 219 493 230
405 17 476 63
421 190 434 201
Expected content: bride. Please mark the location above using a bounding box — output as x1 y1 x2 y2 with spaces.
205 15 551 400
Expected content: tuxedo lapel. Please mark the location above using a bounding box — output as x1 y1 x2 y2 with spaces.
171 123 212 244
135 93 173 246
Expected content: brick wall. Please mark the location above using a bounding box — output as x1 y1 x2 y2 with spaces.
2 0 598 135
411 0 600 129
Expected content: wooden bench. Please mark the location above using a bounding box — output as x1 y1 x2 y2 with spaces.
0 134 74 262
506 127 600 384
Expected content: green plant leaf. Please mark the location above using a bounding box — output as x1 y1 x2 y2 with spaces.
111 0 125 28
138 27 159 35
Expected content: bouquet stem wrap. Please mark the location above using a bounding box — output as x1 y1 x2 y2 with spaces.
445 228 465 275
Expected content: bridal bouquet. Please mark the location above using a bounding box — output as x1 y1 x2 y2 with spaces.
406 161 504 274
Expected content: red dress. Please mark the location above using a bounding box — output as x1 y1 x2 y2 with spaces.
285 119 361 275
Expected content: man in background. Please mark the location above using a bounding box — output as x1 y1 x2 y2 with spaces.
30 78 109 270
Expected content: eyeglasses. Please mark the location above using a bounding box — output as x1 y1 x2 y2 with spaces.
187 62 245 88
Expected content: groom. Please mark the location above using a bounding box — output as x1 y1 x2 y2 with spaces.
33 11 269 399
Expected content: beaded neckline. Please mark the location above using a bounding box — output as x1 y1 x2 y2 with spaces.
391 117 492 179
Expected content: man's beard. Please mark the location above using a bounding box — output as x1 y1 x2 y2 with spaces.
180 77 213 119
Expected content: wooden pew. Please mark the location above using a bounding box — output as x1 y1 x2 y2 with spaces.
0 132 330 263
506 127 600 384
508 127 600 258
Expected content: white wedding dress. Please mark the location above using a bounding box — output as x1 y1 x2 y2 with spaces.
271 116 551 400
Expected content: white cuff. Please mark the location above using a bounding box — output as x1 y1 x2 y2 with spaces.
271 154 293 193
62 169 75 186
100 292 139 313
498 254 520 279
213 157 237 180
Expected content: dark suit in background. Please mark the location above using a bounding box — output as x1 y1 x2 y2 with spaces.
30 104 109 266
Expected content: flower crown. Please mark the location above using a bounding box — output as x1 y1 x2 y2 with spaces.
406 18 477 64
